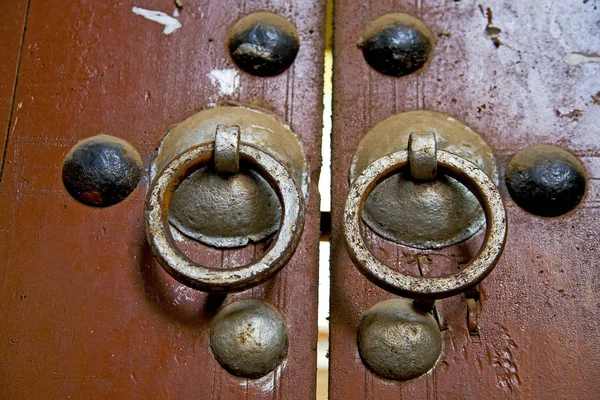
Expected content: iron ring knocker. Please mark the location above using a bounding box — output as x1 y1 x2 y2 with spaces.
145 140 305 294
344 133 507 301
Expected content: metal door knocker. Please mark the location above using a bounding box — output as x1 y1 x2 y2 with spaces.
144 104 307 379
145 104 308 293
344 111 507 380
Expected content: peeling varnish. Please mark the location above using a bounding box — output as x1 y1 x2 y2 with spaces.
480 5 502 47
132 6 182 35
563 53 600 66
555 108 583 120
208 69 241 96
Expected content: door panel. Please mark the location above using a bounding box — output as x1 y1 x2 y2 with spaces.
329 1 599 399
0 1 324 398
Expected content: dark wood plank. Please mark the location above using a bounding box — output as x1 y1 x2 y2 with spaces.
0 0 324 398
330 0 600 398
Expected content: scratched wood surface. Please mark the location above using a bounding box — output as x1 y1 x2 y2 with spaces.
0 1 324 399
329 1 600 399
0 0 29 171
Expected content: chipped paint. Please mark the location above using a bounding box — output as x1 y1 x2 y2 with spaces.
208 68 241 96
132 6 182 35
563 52 600 66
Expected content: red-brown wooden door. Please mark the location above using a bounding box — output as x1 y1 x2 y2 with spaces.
0 1 325 398
329 1 600 399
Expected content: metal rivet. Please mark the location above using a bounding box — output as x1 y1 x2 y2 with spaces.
506 144 586 217
358 299 443 381
359 13 434 77
210 300 288 378
62 134 142 207
228 12 300 77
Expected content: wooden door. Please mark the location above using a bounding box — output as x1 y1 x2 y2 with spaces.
0 1 324 398
329 1 600 399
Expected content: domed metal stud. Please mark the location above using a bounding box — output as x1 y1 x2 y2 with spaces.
62 134 142 207
506 144 586 217
359 13 434 77
358 299 443 381
228 12 300 77
210 300 288 378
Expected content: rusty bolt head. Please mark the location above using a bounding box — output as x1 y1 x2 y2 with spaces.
228 12 300 77
506 144 586 217
62 134 142 207
210 300 288 379
359 13 434 77
358 299 443 381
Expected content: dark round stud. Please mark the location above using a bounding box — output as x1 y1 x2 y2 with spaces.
62 134 142 207
359 13 434 77
506 144 586 217
210 300 288 378
228 12 300 77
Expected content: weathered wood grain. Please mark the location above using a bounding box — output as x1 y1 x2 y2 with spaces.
0 0 29 179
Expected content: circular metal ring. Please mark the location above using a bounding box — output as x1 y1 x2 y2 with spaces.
344 150 506 300
145 143 304 293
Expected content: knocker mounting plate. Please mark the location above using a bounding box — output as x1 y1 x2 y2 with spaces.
349 110 499 249
151 103 308 248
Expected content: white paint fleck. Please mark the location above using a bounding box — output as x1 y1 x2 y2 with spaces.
563 53 600 67
208 69 241 96
132 6 182 35
172 7 180 17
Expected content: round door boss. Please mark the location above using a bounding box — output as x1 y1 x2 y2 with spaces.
344 134 507 300
145 140 304 293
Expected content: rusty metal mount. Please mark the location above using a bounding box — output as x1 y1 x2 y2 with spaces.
214 124 241 174
151 104 308 248
350 110 498 249
408 131 437 181
344 149 507 300
146 143 305 293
